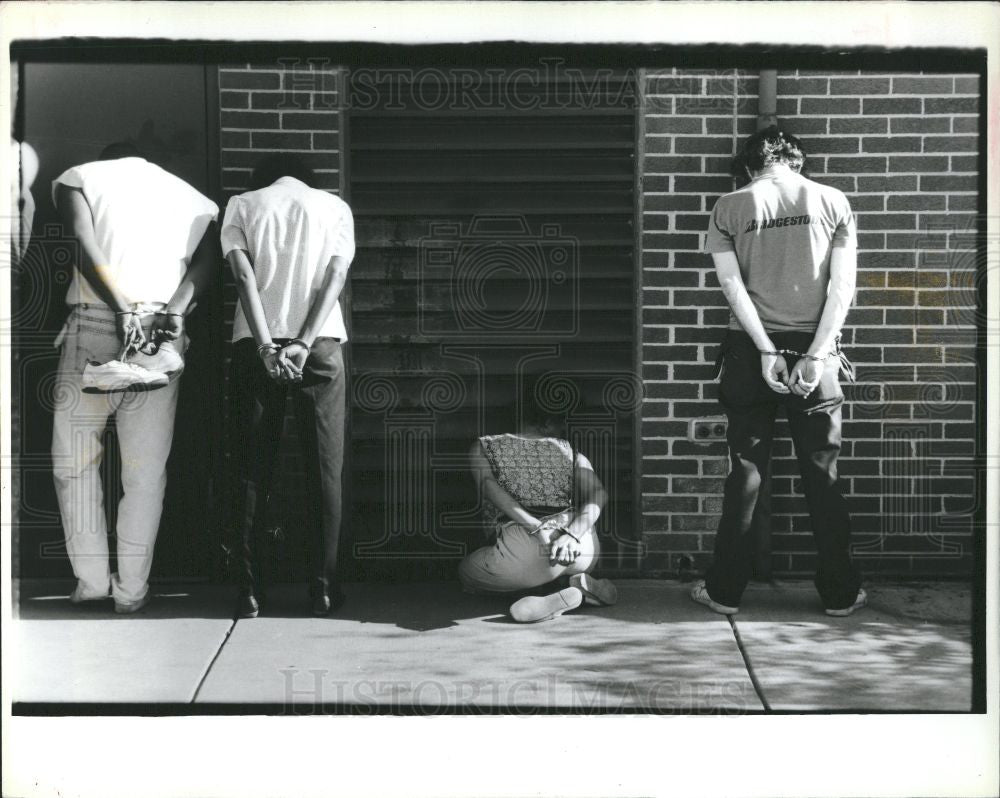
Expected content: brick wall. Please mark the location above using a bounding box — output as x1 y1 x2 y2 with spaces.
219 60 343 190
218 59 345 328
213 62 982 581
639 69 981 579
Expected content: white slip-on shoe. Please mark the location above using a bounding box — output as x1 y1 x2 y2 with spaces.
690 579 739 615
114 592 152 615
70 584 111 603
569 573 619 606
81 360 169 394
825 588 868 617
128 341 185 380
510 587 584 623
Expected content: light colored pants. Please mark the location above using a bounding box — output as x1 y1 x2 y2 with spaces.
458 510 599 594
51 305 185 603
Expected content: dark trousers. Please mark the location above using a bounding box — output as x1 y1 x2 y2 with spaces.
228 338 346 592
705 330 862 610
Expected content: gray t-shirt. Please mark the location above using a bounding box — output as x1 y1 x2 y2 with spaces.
704 169 856 333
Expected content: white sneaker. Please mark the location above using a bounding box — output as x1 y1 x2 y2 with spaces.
825 588 868 617
128 341 185 380
690 579 739 615
569 573 619 606
81 360 169 394
510 587 583 623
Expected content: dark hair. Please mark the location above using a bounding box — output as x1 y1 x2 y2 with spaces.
250 153 316 190
99 141 141 161
518 373 571 438
731 125 806 178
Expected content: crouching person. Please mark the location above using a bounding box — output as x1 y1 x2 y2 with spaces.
459 388 618 622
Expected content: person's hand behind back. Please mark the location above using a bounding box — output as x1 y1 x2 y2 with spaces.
760 351 790 393
788 357 823 397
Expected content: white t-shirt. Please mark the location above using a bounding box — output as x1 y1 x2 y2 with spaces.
220 176 355 342
52 157 219 306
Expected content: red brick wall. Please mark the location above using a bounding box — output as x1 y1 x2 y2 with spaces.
640 69 981 578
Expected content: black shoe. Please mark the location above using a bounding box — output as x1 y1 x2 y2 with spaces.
238 589 260 619
310 578 345 617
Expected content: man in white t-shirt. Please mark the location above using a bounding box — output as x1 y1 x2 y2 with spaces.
221 153 354 618
51 142 219 613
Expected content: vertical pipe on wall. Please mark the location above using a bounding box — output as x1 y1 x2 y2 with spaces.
757 69 778 130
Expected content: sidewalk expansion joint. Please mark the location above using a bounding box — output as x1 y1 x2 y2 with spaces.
189 615 239 704
728 616 771 712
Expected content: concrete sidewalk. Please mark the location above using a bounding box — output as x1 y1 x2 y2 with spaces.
10 578 973 712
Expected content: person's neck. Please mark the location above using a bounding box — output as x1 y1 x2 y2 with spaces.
752 164 794 180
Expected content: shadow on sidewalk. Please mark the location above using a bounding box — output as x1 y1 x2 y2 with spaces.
14 580 235 621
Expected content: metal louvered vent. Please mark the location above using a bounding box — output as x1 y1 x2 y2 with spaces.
346 68 641 580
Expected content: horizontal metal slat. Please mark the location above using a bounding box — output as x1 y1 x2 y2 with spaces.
354 216 633 246
350 140 635 152
351 107 635 118
352 174 633 185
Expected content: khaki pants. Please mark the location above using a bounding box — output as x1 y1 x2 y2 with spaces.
458 510 599 594
51 305 186 604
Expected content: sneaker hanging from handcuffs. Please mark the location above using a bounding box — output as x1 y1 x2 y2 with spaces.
80 330 184 395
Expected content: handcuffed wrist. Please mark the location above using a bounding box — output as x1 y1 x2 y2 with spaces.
761 347 830 361
556 526 580 543
256 342 279 358
286 337 312 352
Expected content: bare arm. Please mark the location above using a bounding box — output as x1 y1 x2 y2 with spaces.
713 250 774 352
468 441 541 531
150 221 220 342
56 184 143 348
226 248 274 348
809 244 856 359
545 452 607 566
564 453 607 541
787 244 857 396
281 204 355 374
227 247 302 382
56 184 130 314
295 254 351 346
713 250 790 394
166 221 219 316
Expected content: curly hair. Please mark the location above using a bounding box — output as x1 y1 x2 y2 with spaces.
731 125 807 178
